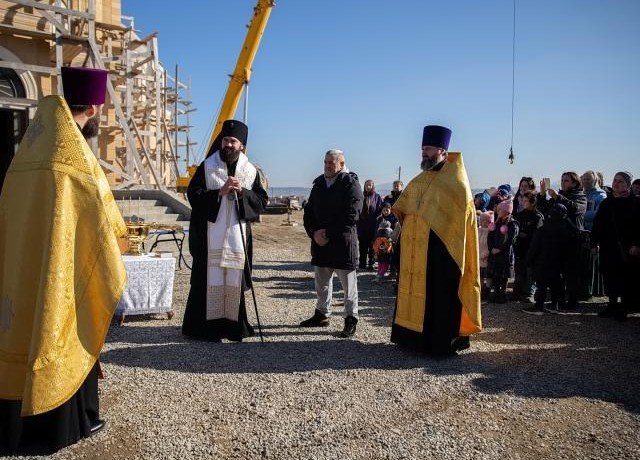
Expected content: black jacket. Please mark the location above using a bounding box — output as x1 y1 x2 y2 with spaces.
591 195 640 270
187 161 268 287
513 209 544 257
303 171 364 270
487 217 519 278
537 186 587 232
526 218 572 282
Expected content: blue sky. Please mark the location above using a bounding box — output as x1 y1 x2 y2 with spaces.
123 0 640 189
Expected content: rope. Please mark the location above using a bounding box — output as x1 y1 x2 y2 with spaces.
509 0 516 164
194 92 225 164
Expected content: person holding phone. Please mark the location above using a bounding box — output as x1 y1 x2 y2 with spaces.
537 172 587 313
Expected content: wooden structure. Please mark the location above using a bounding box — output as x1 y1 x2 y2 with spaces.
0 0 195 189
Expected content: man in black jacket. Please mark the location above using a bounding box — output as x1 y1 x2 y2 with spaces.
301 149 364 337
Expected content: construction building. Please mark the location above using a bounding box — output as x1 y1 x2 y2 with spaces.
0 0 195 191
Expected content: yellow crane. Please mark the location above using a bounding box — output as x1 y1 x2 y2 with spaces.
176 0 274 192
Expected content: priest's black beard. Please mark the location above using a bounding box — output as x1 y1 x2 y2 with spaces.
220 146 241 164
420 157 446 171
82 115 100 140
421 157 437 171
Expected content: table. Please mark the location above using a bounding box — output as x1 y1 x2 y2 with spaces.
116 254 176 324
148 224 191 270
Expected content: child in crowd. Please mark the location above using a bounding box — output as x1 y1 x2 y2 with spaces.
478 211 494 299
512 191 544 302
487 199 519 303
372 220 393 282
523 203 571 315
376 202 398 230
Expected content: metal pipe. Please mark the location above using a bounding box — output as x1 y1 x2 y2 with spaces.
232 191 264 342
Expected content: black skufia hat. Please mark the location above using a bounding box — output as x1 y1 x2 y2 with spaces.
221 119 248 146
207 119 249 158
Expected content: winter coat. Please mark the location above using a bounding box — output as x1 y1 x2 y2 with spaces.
475 191 491 212
513 209 544 258
357 191 383 241
513 191 529 214
383 191 402 207
373 236 393 263
526 218 572 283
376 212 398 231
537 186 587 232
584 187 608 231
487 217 519 279
591 195 640 272
303 171 364 270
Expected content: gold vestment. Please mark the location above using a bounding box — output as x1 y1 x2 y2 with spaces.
392 152 482 335
0 96 126 415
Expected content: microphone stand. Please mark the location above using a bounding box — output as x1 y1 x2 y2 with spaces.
231 190 264 342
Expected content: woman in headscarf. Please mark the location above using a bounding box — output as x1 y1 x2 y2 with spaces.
591 172 640 321
357 179 383 269
580 170 608 298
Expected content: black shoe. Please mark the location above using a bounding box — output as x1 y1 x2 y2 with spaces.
339 316 358 338
598 306 617 318
613 309 628 322
495 293 507 304
451 336 470 353
90 419 106 436
556 304 579 315
522 305 544 316
300 309 330 327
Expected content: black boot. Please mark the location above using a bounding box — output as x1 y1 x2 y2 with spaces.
495 279 507 304
340 316 358 338
522 300 544 315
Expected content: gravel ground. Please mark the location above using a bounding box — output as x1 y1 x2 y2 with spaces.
14 213 640 459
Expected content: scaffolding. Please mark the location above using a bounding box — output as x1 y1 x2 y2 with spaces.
0 0 195 190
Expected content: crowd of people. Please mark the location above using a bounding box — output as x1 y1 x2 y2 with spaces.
337 162 640 325
0 63 634 456
474 172 640 320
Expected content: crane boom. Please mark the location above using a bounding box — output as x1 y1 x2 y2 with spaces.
205 0 274 156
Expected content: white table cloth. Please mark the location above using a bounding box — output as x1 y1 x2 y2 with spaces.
116 254 176 320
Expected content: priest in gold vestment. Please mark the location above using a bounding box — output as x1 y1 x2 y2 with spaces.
0 67 126 455
391 125 482 357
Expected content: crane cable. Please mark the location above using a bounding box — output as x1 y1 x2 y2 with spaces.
509 0 516 164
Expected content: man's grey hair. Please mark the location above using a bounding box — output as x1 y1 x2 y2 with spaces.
325 149 345 164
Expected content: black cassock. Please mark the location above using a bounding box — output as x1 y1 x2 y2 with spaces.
182 159 267 342
390 161 470 357
0 362 100 456
391 231 469 357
